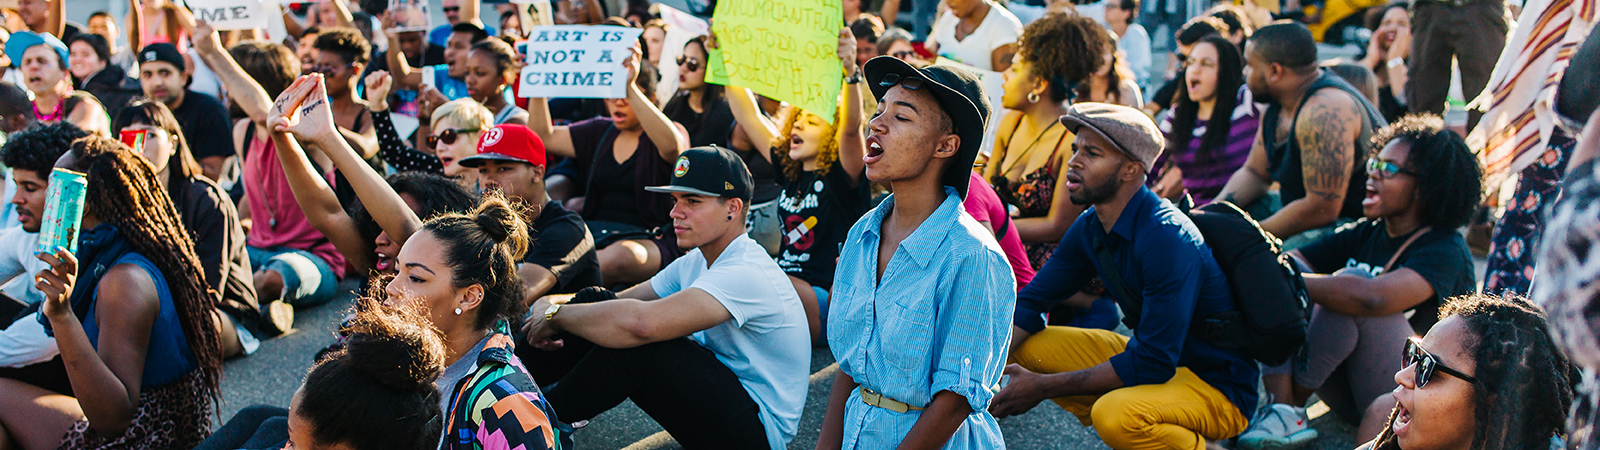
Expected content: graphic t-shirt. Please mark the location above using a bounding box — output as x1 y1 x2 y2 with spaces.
774 158 868 290
1296 218 1476 333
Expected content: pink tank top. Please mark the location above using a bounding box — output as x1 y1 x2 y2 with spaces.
243 135 348 278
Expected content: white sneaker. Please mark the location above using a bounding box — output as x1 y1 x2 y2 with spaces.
1237 403 1318 449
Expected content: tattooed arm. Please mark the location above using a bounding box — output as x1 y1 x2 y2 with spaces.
1258 90 1360 238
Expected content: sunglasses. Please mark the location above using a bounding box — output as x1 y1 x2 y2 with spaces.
1404 337 1477 388
1367 158 1417 180
427 128 480 147
676 55 701 72
891 50 916 60
441 6 460 12
877 72 925 91
308 63 354 75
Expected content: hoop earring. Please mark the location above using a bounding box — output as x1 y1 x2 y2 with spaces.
1027 91 1041 104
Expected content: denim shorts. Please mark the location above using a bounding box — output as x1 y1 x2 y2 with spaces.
247 246 340 307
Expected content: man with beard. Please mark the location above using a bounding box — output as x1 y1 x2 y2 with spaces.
989 103 1258 450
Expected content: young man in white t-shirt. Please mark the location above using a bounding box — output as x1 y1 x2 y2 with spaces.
0 123 87 376
522 146 811 449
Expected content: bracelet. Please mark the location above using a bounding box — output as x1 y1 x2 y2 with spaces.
1387 57 1405 69
844 68 862 84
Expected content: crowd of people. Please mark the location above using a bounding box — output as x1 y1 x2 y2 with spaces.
0 0 1593 449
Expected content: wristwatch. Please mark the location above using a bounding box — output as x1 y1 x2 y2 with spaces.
543 303 563 322
845 68 862 84
1387 57 1405 69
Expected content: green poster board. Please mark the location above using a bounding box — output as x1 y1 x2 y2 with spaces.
705 0 844 123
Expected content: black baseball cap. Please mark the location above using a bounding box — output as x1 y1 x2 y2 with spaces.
138 43 185 71
646 146 754 202
863 56 992 199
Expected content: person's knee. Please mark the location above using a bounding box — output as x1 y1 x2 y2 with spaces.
1088 391 1145 448
254 269 284 300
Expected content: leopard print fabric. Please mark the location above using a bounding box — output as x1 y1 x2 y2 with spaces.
57 371 212 450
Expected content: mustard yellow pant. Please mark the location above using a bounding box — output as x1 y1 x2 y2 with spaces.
1012 326 1250 450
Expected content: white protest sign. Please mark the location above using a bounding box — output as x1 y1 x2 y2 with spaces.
652 4 709 104
519 25 643 99
184 0 268 30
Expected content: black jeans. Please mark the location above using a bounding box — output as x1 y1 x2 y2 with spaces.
544 338 768 448
193 405 290 450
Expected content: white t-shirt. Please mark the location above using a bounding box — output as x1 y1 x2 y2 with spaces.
0 226 48 306
928 3 1023 71
649 234 810 449
1118 23 1153 89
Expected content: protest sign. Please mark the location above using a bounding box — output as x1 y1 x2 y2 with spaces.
652 4 709 104
386 0 431 33
184 0 268 30
518 25 644 99
706 0 843 123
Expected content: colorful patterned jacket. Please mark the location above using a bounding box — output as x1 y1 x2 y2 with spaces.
444 327 573 450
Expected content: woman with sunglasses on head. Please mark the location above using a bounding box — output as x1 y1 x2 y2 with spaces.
464 39 528 126
726 28 868 345
1357 294 1574 450
528 45 689 287
1149 35 1258 205
1239 115 1484 449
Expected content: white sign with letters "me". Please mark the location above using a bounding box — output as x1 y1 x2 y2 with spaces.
518 25 643 99
184 0 268 30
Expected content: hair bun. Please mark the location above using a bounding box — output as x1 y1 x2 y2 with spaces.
343 300 447 391
471 194 530 260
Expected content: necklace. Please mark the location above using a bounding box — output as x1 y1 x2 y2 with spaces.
33 93 71 122
1001 119 1060 176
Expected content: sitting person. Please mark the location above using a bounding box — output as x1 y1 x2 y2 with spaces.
65 33 138 127
0 135 225 450
1243 115 1483 449
115 100 272 348
1150 35 1259 204
270 73 571 449
195 298 448 450
992 103 1257 450
522 147 809 449
663 37 736 149
527 47 689 287
816 58 1014 449
308 27 379 158
462 39 528 126
5 31 110 136
0 123 89 383
366 69 495 187
726 28 868 344
1357 294 1574 450
1078 33 1144 109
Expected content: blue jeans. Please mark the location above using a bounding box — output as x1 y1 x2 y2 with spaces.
248 246 339 307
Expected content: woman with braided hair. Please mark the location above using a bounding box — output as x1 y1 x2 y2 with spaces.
0 135 224 450
1357 294 1574 450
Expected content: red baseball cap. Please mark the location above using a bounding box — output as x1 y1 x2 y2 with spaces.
457 124 546 168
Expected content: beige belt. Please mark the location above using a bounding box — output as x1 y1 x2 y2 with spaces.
860 388 924 413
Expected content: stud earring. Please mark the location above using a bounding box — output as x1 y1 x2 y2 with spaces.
454 307 462 315
727 215 733 221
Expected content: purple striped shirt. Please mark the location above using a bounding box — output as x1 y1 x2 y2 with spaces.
1153 86 1262 204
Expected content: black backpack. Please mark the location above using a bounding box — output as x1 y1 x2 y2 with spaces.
1103 200 1311 366
1186 201 1311 366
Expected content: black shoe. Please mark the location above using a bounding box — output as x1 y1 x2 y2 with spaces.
260 299 294 337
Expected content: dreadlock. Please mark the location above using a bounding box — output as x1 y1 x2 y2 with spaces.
771 104 845 184
63 136 223 403
1368 294 1575 450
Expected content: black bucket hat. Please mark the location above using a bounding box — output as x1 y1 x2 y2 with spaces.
863 56 992 199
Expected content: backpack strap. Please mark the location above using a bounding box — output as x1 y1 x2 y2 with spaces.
1382 226 1432 273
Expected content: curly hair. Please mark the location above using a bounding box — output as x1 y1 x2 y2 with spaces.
313 27 373 65
1368 294 1575 450
298 296 445 450
469 38 519 79
1 122 89 177
1018 13 1109 103
770 104 845 183
61 136 224 405
1367 114 1484 230
421 192 530 330
350 171 479 244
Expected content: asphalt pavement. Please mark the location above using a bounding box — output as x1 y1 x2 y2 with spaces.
216 278 1362 450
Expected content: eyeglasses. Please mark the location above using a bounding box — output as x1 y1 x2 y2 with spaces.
877 72 925 91
1366 158 1417 180
1404 337 1477 388
891 50 916 60
308 63 354 75
676 55 701 73
441 6 460 13
427 128 480 147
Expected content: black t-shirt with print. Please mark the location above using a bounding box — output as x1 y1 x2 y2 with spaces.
775 157 869 290
1296 218 1476 333
525 201 602 294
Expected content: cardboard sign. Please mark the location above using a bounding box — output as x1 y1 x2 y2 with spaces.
706 0 843 123
518 25 643 99
184 0 268 30
386 0 431 33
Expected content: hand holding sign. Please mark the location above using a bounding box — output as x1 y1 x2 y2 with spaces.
837 28 857 70
182 0 267 31
518 25 644 99
705 0 844 123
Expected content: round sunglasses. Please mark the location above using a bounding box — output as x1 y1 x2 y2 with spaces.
676 55 701 73
1404 337 1477 388
427 128 480 147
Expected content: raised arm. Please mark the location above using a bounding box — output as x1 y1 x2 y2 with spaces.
726 86 778 163
325 0 355 28
46 0 65 37
365 71 445 173
268 125 375 271
280 3 307 40
1258 91 1359 238
178 9 276 125
462 0 485 28
621 47 688 161
526 96 578 159
383 14 424 88
126 0 145 53
837 28 866 185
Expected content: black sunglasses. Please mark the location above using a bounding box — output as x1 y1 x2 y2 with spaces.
676 55 701 73
891 50 916 60
877 72 926 91
441 6 460 13
427 128 480 147
1404 337 1477 388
